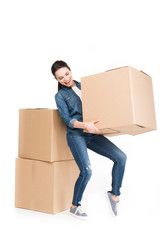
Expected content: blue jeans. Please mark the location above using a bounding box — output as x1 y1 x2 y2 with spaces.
66 128 127 207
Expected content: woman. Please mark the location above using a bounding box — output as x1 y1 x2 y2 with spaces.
51 60 127 219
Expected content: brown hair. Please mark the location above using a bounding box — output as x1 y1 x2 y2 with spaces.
51 60 71 91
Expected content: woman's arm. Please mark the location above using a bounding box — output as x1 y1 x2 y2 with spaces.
55 93 77 129
74 120 100 134
55 92 100 133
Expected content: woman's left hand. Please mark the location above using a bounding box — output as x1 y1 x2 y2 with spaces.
83 120 100 134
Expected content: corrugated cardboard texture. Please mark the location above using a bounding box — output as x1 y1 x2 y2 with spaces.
18 109 73 162
81 66 157 136
15 158 79 214
129 67 156 129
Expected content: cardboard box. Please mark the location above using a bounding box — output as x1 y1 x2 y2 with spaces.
15 158 79 214
18 109 73 162
81 66 157 136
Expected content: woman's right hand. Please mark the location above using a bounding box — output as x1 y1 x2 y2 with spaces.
84 120 100 134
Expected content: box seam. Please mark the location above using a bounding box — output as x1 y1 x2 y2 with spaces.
52 164 55 213
50 111 54 162
129 66 136 124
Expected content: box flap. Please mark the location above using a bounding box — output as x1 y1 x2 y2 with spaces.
139 70 151 78
105 66 130 73
99 128 120 134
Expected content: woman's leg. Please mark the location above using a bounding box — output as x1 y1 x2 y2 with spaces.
67 130 92 206
87 134 127 196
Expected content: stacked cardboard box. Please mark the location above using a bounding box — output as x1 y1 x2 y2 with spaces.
15 109 79 214
81 66 157 136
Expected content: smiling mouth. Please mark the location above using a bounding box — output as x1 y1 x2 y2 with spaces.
65 79 71 85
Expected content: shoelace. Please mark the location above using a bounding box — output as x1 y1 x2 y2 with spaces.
75 206 85 214
115 202 119 212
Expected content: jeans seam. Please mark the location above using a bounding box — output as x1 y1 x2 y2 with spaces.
68 132 88 206
115 162 118 196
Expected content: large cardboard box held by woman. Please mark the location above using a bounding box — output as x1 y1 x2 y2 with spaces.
81 66 157 136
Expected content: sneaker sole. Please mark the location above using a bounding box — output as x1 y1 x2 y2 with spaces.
69 211 88 220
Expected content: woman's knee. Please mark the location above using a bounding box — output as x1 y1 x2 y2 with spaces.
81 165 92 181
119 151 127 166
85 165 92 181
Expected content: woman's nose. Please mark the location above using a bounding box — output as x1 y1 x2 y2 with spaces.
64 76 69 82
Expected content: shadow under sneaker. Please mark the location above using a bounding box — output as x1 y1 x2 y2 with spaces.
106 191 119 216
69 206 88 220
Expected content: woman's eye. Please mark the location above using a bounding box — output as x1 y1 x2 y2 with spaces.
66 72 69 76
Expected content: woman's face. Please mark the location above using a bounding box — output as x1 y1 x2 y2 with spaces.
55 67 75 87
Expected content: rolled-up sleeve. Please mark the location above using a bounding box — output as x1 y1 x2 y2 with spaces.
55 93 77 129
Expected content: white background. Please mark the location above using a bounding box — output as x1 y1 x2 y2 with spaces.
0 0 160 239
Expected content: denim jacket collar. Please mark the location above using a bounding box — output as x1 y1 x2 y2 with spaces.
60 80 81 90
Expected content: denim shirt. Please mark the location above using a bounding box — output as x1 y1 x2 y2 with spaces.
55 80 83 129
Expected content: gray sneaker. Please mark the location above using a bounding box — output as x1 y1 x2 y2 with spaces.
69 206 88 220
106 191 119 216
